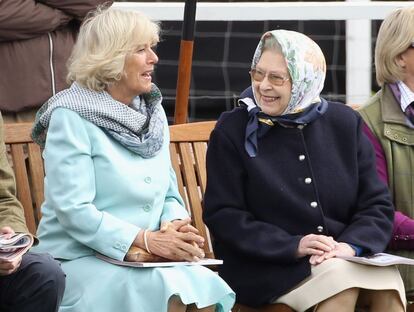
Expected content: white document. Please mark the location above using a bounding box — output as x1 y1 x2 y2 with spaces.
340 252 414 266
96 253 223 268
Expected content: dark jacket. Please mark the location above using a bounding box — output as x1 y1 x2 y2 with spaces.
0 0 111 113
203 102 394 307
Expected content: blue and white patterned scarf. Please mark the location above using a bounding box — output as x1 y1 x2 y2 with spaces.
32 82 165 158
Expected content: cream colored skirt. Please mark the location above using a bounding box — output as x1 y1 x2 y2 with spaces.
274 258 406 312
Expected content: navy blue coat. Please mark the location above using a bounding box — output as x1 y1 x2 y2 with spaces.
203 102 394 307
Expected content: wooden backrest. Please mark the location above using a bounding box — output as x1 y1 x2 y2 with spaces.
4 122 44 235
3 121 217 258
169 121 216 258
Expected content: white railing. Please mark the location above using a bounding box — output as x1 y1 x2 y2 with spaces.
114 1 413 105
113 2 411 21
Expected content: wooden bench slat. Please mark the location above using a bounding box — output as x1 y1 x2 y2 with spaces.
27 143 44 223
10 144 37 234
169 144 185 197
169 120 216 142
4 122 33 144
178 142 212 256
193 142 208 195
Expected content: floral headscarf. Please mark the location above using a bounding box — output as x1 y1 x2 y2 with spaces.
240 29 328 157
251 29 326 115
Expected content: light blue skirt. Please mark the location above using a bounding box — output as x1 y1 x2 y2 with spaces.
59 256 235 312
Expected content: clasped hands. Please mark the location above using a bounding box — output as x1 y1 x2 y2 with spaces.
297 234 355 265
133 218 205 262
0 226 22 276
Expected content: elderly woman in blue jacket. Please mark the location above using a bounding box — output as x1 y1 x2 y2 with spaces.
203 30 405 312
31 7 234 312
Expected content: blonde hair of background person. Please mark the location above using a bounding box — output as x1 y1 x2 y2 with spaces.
358 5 414 303
375 6 414 86
30 7 235 312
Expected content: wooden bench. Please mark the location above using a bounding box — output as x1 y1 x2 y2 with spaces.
169 121 216 259
6 120 414 311
2 121 305 312
4 122 44 235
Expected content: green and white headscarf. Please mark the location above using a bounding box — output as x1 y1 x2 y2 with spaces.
251 29 326 115
241 29 328 157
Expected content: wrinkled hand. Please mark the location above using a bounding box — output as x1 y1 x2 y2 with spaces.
309 242 356 265
297 234 337 258
161 219 204 248
147 222 205 262
0 226 22 275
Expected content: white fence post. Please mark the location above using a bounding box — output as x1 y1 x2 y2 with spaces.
346 0 372 106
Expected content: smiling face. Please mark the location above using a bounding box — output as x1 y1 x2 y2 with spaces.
107 42 159 104
253 49 292 116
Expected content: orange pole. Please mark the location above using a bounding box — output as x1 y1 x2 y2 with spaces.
174 0 196 124
174 40 194 124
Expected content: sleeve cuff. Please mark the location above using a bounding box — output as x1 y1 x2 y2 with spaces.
348 243 364 256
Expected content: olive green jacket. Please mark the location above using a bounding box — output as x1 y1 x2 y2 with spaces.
359 86 414 217
0 114 28 233
359 86 414 295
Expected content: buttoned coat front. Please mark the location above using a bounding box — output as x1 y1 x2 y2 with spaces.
34 108 189 261
203 102 394 307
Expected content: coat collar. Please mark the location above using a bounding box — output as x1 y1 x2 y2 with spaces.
380 85 407 126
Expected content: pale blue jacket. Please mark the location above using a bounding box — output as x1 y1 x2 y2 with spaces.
33 107 188 261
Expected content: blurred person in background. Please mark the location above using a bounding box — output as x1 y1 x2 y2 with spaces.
0 0 111 123
359 6 414 302
0 113 65 312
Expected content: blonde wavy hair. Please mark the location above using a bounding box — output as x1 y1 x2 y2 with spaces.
67 6 160 91
375 6 414 87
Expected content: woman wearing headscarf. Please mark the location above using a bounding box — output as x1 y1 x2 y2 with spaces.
203 30 405 312
358 6 414 300
30 7 234 312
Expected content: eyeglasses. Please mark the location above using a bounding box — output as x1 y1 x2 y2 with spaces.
249 69 290 86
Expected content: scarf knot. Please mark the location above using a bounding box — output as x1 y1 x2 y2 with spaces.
240 86 328 157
